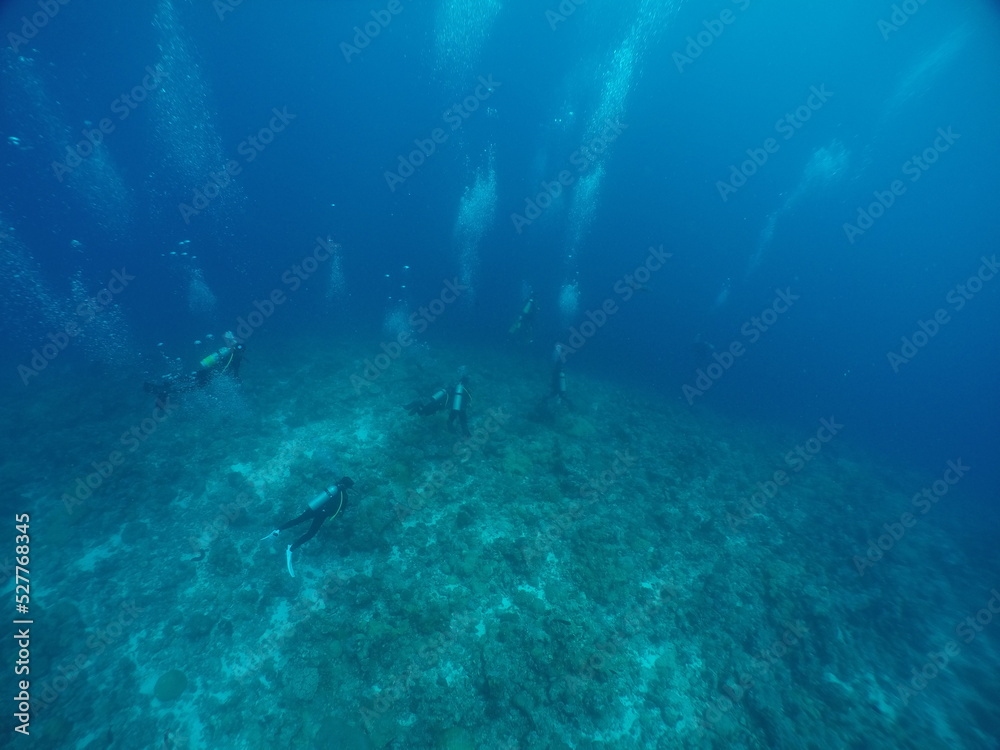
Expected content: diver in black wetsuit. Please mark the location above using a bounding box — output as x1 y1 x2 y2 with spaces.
548 343 573 410
403 367 472 438
262 477 354 577
403 386 450 417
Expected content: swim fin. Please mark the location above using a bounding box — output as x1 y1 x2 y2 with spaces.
286 544 295 578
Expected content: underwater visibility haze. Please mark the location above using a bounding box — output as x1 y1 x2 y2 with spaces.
0 0 999 748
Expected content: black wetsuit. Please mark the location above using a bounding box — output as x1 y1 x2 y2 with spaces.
405 381 470 436
404 387 449 417
278 484 349 550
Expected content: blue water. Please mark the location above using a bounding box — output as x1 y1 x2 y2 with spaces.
2 1 999 748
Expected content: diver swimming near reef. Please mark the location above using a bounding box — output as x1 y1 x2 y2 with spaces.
403 366 472 438
547 343 574 411
262 477 355 578
144 330 245 400
509 296 536 343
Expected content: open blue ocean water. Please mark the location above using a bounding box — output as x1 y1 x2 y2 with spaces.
1 0 998 748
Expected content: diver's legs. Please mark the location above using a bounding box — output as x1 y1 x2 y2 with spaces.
278 509 314 533
290 516 326 550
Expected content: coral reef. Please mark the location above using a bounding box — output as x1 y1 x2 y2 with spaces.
18 337 1000 749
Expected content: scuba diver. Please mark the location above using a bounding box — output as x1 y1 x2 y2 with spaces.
403 385 450 418
144 331 245 399
403 366 472 437
197 331 244 381
448 370 471 438
261 476 355 578
548 343 574 410
509 296 536 343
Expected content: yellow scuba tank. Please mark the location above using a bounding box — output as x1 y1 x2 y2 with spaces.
510 298 534 333
200 346 231 369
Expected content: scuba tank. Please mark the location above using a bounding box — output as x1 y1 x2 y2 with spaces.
309 482 342 511
451 381 466 411
510 298 534 333
409 388 447 417
199 346 231 369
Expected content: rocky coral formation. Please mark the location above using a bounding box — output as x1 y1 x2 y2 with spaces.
21 339 1000 749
